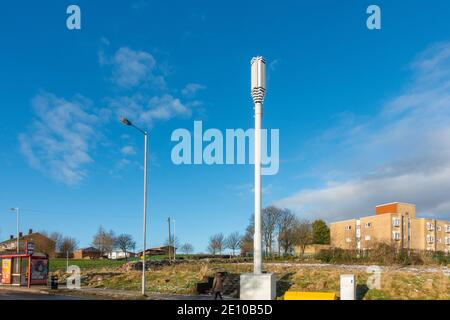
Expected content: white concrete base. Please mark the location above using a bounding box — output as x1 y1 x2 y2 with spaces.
340 274 356 300
240 273 276 300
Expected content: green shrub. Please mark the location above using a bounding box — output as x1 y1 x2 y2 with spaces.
364 289 391 300
315 248 358 264
315 243 429 266
432 251 450 265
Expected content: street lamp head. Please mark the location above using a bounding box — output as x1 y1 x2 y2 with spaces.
10 208 18 212
120 117 132 126
251 56 266 104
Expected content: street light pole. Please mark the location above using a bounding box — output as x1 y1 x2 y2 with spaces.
120 117 149 296
10 208 20 254
142 132 148 296
251 57 266 275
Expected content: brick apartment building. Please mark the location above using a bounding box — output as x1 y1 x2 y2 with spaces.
330 202 450 253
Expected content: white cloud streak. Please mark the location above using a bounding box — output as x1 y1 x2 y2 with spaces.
107 93 191 128
100 47 165 89
120 145 136 155
19 92 98 185
182 83 206 97
102 47 195 128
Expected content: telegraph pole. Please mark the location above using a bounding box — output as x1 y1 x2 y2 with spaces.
167 217 172 259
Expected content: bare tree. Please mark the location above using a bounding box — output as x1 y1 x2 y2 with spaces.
277 209 297 255
180 243 194 255
240 221 254 257
207 233 225 255
115 234 136 260
215 233 225 254
92 226 116 256
294 219 313 256
262 206 283 256
48 232 63 250
59 237 79 257
225 232 242 256
40 230 63 257
164 235 180 254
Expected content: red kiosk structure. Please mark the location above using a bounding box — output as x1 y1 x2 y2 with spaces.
0 241 49 288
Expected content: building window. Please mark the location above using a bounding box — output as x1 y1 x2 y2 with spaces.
392 232 401 241
445 237 450 245
427 222 434 231
365 235 371 241
345 225 352 231
437 226 442 232
364 222 372 228
393 218 401 227
427 235 434 244
445 225 450 233
345 238 352 243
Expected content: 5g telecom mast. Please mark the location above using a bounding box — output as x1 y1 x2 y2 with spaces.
240 57 276 300
251 56 266 275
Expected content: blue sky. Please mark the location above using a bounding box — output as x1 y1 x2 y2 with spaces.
1 1 450 252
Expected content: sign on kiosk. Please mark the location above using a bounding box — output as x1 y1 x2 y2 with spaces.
1 259 12 284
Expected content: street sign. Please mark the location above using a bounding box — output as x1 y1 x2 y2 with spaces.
27 242 34 255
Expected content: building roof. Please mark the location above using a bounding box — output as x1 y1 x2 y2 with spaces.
375 202 416 207
137 245 176 254
76 247 101 252
0 232 53 245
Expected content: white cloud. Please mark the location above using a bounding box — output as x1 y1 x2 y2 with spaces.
107 93 191 128
229 183 273 197
275 42 450 221
101 47 164 89
269 59 280 71
120 145 136 155
102 47 195 128
20 46 200 184
19 92 98 185
182 83 206 97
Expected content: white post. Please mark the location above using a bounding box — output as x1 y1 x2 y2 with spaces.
142 133 148 296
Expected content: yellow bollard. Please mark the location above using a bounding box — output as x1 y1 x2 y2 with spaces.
284 291 337 300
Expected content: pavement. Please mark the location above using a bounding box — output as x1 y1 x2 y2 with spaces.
0 285 235 300
56 287 236 300
0 287 90 300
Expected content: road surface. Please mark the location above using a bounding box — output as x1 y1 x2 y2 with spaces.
0 290 90 300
